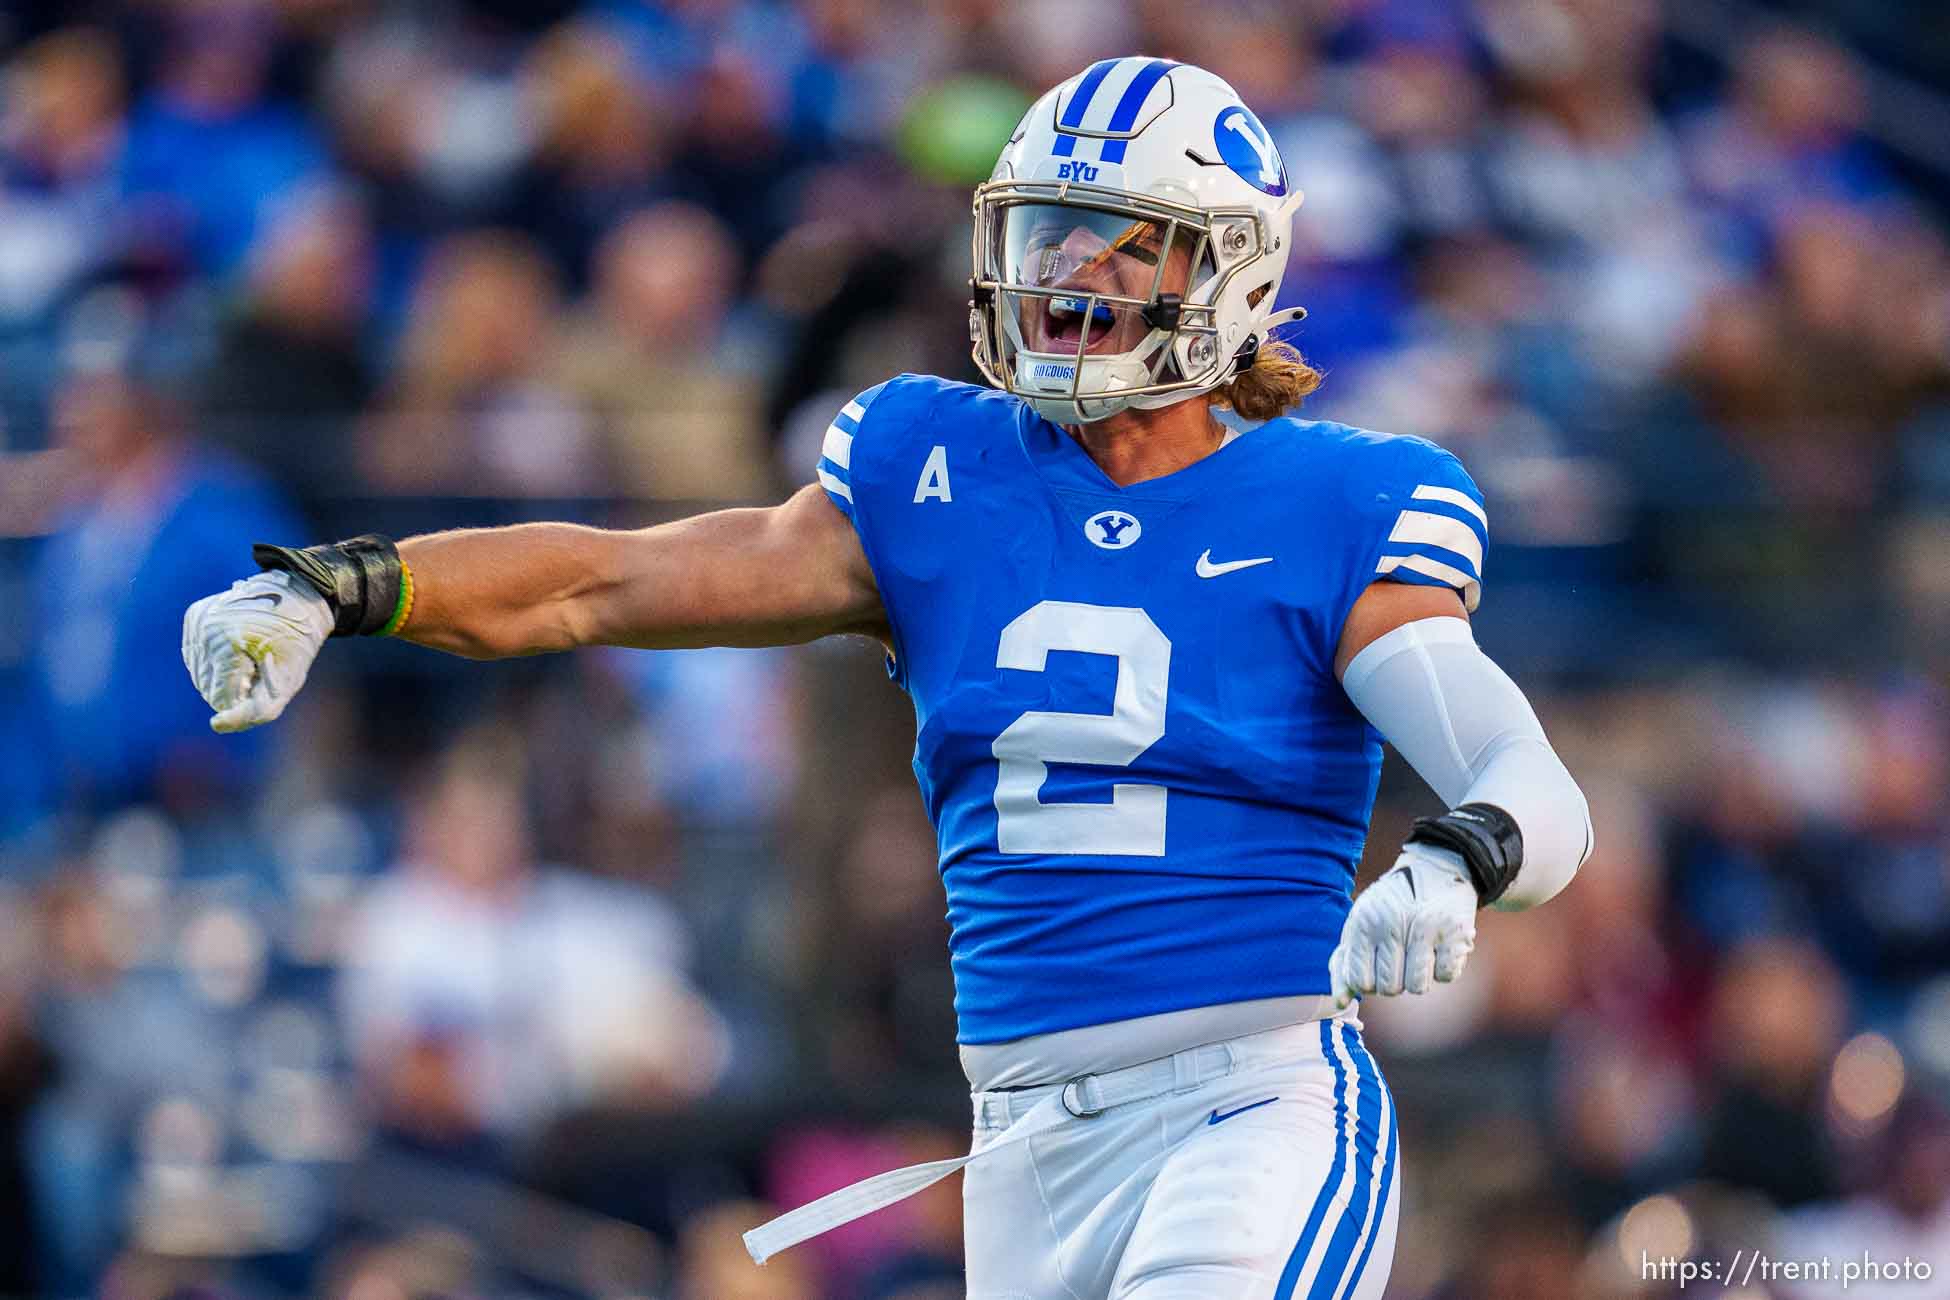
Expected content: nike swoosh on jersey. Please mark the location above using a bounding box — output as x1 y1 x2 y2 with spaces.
1207 1096 1280 1125
1195 550 1274 578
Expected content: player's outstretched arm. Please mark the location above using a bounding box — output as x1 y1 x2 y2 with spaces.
1327 581 1593 1007
396 484 884 656
183 485 884 732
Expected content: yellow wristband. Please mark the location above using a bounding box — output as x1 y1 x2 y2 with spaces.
378 560 415 637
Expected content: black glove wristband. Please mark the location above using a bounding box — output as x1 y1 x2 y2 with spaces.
1406 802 1524 906
252 534 404 638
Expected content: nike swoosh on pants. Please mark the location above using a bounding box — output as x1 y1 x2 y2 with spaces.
1207 1096 1280 1125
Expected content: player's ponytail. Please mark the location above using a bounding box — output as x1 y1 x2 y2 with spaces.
1211 340 1322 422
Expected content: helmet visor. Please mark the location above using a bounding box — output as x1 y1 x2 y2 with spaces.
989 203 1192 357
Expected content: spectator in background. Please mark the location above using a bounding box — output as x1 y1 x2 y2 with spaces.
317 18 488 324
668 48 799 261
1424 1191 1586 1300
0 888 53 1298
1482 0 1680 251
507 23 682 290
597 641 802 826
357 230 604 495
1779 1093 1950 1300
1671 209 1950 516
783 0 946 159
1697 939 1846 1208
198 188 376 520
27 831 243 1293
1553 1020 1698 1228
29 335 302 814
817 785 956 1087
118 0 328 278
1683 26 1896 247
0 27 127 326
339 733 726 1163
554 202 770 499
1483 0 1727 391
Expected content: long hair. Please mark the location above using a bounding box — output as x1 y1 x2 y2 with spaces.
1210 340 1323 421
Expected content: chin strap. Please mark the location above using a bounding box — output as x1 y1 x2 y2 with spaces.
1232 335 1259 375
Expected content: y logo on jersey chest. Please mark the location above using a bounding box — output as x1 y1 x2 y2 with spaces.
1085 509 1141 550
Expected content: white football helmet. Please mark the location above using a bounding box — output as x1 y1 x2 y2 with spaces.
971 58 1306 424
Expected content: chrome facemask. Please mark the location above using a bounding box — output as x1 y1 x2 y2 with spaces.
970 179 1271 423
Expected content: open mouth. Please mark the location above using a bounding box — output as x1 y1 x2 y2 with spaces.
1033 295 1124 352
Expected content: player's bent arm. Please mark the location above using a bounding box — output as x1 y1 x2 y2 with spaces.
1334 582 1592 911
398 484 886 658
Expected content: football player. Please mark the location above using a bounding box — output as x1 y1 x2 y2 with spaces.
184 59 1591 1300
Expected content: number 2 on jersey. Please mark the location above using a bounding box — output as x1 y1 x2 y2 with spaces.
991 600 1172 856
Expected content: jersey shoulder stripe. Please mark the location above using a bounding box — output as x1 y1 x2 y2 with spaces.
812 372 1013 510
1384 505 1483 575
814 381 889 517
1374 471 1488 608
1267 417 1490 611
812 373 1020 692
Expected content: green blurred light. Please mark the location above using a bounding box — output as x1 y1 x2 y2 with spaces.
898 77 1033 187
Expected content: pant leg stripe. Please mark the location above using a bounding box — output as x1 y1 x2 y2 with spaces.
1306 1023 1382 1300
1338 1054 1399 1300
1272 1020 1350 1300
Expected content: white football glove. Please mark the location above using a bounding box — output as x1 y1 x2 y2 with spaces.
181 570 334 733
1329 843 1479 1009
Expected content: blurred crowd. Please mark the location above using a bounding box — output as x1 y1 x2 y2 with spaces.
1 0 1949 1296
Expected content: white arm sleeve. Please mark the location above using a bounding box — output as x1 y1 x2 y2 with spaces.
1340 616 1592 910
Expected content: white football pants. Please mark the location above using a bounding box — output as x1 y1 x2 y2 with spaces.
963 1017 1400 1300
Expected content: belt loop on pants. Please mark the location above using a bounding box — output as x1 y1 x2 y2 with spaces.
742 1037 1246 1265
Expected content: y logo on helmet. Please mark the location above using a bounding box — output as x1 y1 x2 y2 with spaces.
1213 106 1286 196
1085 509 1141 550
1055 160 1101 182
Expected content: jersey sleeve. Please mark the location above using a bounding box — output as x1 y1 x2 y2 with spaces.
811 376 913 683
814 380 891 526
1366 441 1489 612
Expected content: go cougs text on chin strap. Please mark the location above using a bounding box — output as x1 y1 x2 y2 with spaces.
1340 615 1592 911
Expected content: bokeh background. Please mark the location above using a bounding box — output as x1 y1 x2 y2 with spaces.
1 0 1949 1296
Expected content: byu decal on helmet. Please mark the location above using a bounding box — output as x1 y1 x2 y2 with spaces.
969 58 1306 424
1212 105 1286 196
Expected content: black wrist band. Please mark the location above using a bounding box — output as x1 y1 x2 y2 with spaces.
1406 802 1524 906
252 534 404 638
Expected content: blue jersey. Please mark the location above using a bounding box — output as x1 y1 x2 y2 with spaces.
817 375 1488 1045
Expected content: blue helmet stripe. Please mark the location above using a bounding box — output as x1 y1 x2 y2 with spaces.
1052 59 1120 158
1098 59 1176 163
